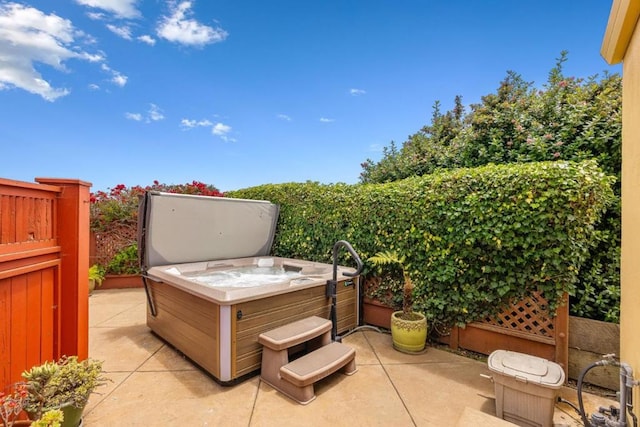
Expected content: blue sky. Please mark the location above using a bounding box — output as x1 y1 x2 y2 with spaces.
0 1 621 193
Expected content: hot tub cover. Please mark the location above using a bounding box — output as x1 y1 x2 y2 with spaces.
138 191 280 271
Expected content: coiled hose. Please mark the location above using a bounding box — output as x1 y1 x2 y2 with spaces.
576 359 638 427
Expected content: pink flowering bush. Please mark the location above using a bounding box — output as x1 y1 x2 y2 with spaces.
90 181 223 273
90 180 223 232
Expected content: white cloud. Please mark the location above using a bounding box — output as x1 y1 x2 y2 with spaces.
138 34 156 45
319 117 334 123
86 12 105 20
111 72 127 87
181 118 213 129
211 122 236 141
125 103 165 123
349 88 366 96
75 0 141 19
277 114 292 121
181 118 234 140
0 3 104 101
212 122 231 135
100 63 128 87
148 103 164 121
88 83 100 90
106 24 132 40
157 1 228 46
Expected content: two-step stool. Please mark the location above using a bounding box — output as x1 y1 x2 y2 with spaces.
258 316 357 404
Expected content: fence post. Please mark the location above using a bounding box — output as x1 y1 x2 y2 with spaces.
36 178 91 359
555 293 569 378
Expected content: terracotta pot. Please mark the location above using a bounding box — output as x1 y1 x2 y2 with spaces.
363 298 394 329
390 311 427 353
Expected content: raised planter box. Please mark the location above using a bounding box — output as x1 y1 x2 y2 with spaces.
99 274 143 290
362 298 394 330
568 316 620 391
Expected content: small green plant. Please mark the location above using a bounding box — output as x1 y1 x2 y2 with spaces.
30 409 63 427
369 251 416 320
106 244 140 275
22 356 108 420
88 265 105 288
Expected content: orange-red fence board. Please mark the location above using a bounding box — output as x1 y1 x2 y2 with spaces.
9 269 26 385
0 177 89 390
0 277 11 387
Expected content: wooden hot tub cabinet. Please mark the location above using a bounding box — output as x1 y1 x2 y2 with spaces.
145 276 358 384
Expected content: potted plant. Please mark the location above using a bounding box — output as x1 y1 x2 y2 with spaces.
22 356 108 427
88 264 105 294
0 383 63 427
368 250 428 353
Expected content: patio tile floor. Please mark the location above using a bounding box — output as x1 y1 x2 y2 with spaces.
84 288 616 426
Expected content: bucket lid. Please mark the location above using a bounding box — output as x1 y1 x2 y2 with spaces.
487 350 565 387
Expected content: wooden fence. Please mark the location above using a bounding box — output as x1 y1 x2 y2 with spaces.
0 177 90 389
438 291 569 376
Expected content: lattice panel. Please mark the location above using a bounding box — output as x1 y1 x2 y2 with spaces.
91 224 137 266
481 291 555 338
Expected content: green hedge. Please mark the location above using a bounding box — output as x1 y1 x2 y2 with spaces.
229 160 614 327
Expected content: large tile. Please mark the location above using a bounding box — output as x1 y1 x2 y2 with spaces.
340 330 380 366
384 361 496 426
250 364 414 427
89 303 146 327
364 330 477 365
89 289 147 327
89 324 164 372
456 407 516 426
84 371 130 414
83 370 257 426
90 288 147 305
138 344 197 372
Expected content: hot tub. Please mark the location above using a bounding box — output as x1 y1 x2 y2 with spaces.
138 192 359 384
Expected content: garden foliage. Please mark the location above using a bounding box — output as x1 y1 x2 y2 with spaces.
359 52 621 322
228 160 615 328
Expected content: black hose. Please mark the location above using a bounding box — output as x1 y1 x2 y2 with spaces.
557 396 582 416
577 362 602 427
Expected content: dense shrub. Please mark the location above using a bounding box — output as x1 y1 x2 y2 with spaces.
90 180 223 232
106 243 140 275
229 160 615 327
359 53 622 322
